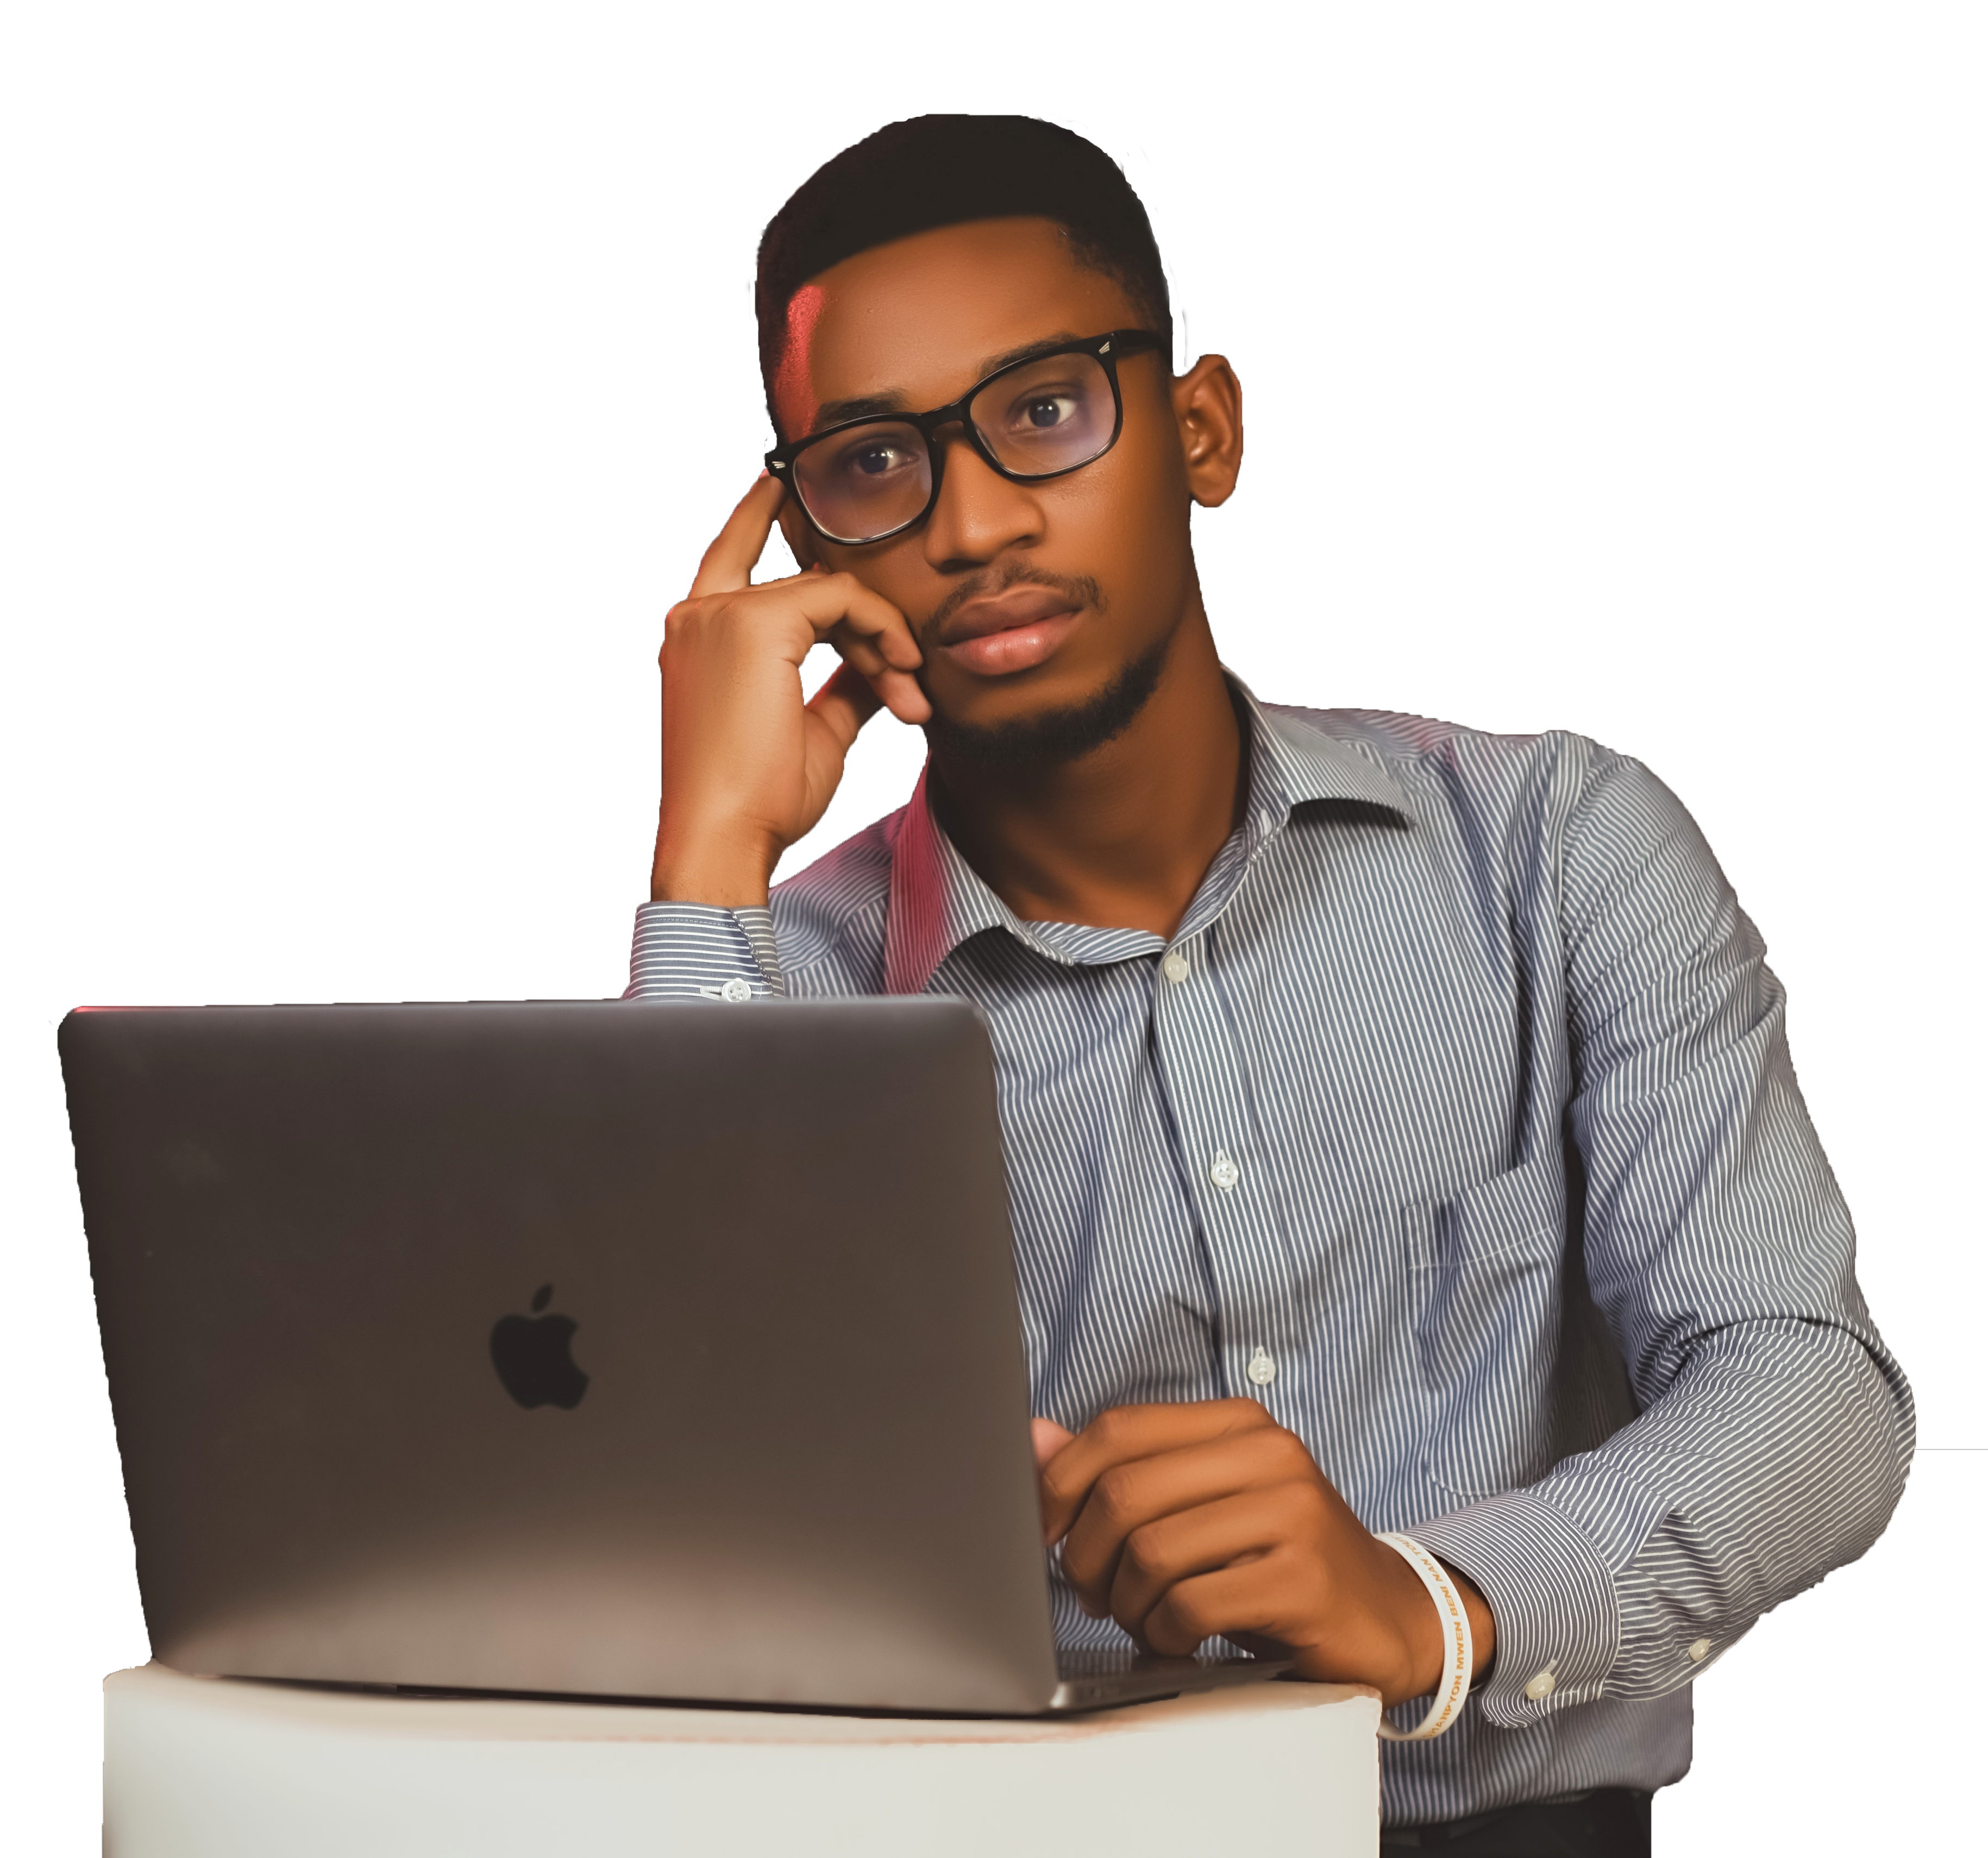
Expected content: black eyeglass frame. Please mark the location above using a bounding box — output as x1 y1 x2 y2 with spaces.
764 328 1168 546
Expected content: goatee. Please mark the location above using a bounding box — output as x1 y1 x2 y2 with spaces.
923 627 1175 773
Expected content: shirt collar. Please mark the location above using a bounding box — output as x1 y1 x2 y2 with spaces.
880 677 1410 996
1241 680 1413 830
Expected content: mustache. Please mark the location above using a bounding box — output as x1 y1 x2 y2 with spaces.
920 562 1105 642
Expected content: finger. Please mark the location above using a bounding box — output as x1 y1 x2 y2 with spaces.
819 626 931 725
1059 1429 1300 1604
1138 1561 1297 1660
1040 1399 1275 1545
683 568 922 677
688 475 787 599
729 564 826 597
1107 1488 1294 1636
804 662 884 757
825 631 889 679
875 669 931 725
783 573 924 671
1032 1418 1076 1470
815 637 927 725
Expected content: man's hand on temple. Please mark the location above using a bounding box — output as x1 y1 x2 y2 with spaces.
651 475 929 907
1033 1400 1495 1708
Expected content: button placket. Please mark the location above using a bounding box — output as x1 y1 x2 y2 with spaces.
1147 927 1296 1403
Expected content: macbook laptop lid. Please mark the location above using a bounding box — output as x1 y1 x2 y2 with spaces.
61 1000 1283 1715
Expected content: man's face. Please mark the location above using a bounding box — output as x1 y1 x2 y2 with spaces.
771 217 1221 753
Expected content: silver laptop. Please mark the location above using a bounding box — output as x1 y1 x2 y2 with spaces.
60 999 1285 1714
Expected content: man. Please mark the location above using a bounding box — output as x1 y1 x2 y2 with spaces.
630 115 1910 1850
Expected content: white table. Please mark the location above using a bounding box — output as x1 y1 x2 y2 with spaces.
104 1662 1381 1856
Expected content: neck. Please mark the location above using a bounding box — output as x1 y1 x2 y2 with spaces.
927 601 1245 939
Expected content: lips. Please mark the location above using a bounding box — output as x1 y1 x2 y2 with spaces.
932 585 1083 677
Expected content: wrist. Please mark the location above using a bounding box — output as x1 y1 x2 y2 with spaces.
650 826 780 907
1374 1534 1481 1742
1399 1566 1495 1693
1385 1545 1494 1700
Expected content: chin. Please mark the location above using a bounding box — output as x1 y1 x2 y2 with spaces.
924 632 1172 773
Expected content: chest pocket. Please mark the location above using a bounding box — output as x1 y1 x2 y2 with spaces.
1411 1153 1571 1499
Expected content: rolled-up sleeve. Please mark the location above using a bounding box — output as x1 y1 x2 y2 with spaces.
1414 754 1913 1724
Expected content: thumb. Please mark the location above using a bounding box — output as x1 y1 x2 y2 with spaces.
1030 1416 1075 1469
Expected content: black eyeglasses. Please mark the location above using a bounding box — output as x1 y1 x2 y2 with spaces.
766 329 1167 546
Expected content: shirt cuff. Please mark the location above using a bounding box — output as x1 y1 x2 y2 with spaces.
1406 1489 1622 1729
625 902 785 999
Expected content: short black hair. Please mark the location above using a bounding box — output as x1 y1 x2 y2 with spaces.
755 115 1171 429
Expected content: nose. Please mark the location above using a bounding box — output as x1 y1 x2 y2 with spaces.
920 428 1045 573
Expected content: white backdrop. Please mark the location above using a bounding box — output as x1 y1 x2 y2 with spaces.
42 114 1972 886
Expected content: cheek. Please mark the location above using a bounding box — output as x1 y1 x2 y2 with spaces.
817 538 937 622
1057 436 1191 586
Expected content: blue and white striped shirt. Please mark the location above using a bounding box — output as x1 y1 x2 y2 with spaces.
628 683 1912 1824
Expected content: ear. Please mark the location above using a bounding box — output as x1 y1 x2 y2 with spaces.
775 492 824 572
1170 355 1244 509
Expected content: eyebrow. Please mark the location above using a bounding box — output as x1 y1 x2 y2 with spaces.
807 331 1090 435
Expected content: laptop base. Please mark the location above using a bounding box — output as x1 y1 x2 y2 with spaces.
1049 1649 1293 1712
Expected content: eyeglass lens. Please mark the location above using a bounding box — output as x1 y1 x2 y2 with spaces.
789 349 1118 544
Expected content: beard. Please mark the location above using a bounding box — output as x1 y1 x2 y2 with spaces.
920 584 1176 773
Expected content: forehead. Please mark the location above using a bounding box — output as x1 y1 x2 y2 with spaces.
772 216 1140 437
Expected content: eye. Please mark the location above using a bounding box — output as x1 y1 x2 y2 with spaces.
983 367 1103 445
833 437 919 482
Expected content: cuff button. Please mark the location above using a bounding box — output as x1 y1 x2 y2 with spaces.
1523 1668 1556 1701
1688 1637 1711 1662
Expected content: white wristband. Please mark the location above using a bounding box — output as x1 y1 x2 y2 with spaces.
1374 1531 1474 1742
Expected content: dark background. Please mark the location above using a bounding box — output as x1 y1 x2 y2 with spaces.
50 109 1988 1852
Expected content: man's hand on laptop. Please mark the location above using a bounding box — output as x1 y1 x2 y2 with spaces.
1032 1401 1496 1708
651 476 930 907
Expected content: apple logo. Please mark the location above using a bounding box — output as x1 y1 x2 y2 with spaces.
490 1284 589 1410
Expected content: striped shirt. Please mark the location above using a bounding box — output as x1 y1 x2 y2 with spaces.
627 682 1912 1825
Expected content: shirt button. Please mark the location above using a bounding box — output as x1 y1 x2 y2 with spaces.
1162 951 1190 984
720 977 752 1002
1523 1669 1556 1701
1688 1637 1711 1663
1208 1150 1241 1191
1246 1347 1277 1386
